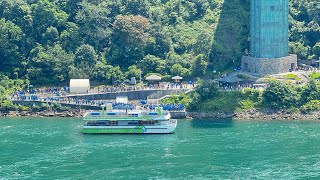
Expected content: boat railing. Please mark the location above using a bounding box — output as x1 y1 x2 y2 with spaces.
83 111 170 119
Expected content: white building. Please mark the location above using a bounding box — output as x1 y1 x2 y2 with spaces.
69 79 90 93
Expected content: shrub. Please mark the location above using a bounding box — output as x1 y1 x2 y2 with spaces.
160 94 191 105
0 100 14 111
241 88 262 103
188 81 220 111
262 81 299 109
236 99 255 111
31 103 41 112
60 106 71 111
301 100 320 113
40 103 50 111
188 91 241 112
283 73 298 80
18 105 29 111
287 107 300 114
310 72 320 79
52 103 62 111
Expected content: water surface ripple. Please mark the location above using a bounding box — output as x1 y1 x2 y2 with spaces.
1 118 320 179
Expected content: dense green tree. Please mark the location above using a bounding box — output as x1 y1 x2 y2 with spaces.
92 63 112 82
126 65 142 81
108 15 150 66
0 0 319 85
74 44 97 66
146 27 171 58
0 0 33 33
262 81 300 109
107 66 124 84
188 80 219 110
289 42 309 60
60 22 81 52
0 75 26 111
104 1 123 20
68 63 92 79
192 54 207 77
31 0 68 34
123 0 150 17
170 63 190 77
62 0 82 21
0 18 23 75
300 80 320 104
27 44 74 84
139 55 165 74
193 31 213 57
312 42 320 59
75 2 111 50
42 26 59 45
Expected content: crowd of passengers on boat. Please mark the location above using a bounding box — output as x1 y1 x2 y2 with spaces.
85 120 160 126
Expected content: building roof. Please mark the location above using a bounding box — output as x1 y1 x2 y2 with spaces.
172 76 183 80
218 74 246 83
146 74 162 81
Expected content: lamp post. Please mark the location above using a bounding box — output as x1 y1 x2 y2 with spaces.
140 70 142 83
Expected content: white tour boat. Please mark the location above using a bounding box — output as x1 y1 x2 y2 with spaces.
82 107 177 134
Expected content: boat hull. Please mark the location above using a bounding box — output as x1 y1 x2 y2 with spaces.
83 122 177 134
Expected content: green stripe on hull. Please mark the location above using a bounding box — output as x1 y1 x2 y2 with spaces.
83 127 145 134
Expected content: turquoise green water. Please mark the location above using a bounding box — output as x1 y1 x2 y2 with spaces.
1 118 320 179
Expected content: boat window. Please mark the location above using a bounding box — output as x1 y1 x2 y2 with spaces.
109 121 118 125
91 112 100 116
107 112 116 115
97 121 107 125
149 112 157 115
128 121 138 125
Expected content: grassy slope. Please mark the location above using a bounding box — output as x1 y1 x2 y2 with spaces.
192 91 242 112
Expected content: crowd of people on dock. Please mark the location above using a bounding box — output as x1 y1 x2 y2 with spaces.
218 83 269 91
10 82 191 112
149 104 185 111
12 94 186 111
93 82 193 93
15 87 69 97
13 82 193 98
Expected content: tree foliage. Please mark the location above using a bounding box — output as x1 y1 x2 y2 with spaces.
0 0 318 85
108 15 150 66
262 81 300 109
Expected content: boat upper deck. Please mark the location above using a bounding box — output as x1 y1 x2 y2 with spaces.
83 110 170 121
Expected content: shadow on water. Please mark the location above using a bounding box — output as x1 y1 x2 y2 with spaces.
191 119 233 129
209 0 250 70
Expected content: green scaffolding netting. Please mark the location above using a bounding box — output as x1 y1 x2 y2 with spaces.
250 0 289 58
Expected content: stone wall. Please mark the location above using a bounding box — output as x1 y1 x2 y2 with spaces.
241 54 297 75
13 101 101 110
66 89 186 100
170 111 186 119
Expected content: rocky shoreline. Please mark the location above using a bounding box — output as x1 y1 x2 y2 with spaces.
1 109 320 120
0 110 86 118
187 109 320 120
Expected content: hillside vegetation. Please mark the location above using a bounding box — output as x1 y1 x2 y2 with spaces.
187 80 320 114
0 0 319 85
